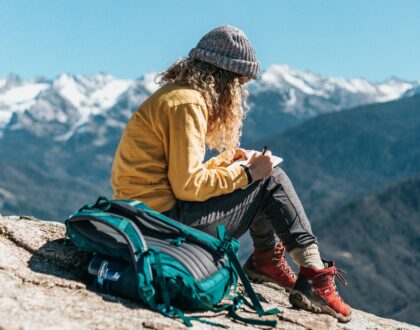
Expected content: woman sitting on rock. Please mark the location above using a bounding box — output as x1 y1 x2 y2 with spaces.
111 25 351 323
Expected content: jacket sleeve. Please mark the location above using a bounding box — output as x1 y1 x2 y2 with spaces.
167 102 249 201
203 150 232 169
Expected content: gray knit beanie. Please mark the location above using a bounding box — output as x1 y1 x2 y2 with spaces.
188 25 260 79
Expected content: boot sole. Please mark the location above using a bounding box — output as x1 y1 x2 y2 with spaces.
289 290 352 323
243 261 293 292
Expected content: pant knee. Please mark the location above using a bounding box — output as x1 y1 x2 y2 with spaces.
266 166 291 186
271 166 285 178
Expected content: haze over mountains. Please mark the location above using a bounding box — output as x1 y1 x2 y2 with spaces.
0 66 419 325
1 64 418 219
249 95 420 222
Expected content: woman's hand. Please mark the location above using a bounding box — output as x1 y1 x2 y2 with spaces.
246 150 274 182
232 148 248 161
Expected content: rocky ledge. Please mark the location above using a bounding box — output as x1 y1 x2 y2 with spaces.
0 215 418 330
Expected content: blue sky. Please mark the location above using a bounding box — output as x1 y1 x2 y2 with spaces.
0 0 419 82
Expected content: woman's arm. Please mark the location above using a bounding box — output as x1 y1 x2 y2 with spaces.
203 150 230 169
203 148 248 169
166 103 249 201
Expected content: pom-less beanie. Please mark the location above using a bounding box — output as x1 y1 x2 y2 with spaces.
188 25 260 79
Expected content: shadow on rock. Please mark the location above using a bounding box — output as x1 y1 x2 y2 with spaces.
28 238 92 282
27 238 149 310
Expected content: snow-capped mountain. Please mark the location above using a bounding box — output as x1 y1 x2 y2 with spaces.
0 65 418 143
250 65 415 117
245 65 417 140
403 85 420 98
0 75 49 127
0 72 158 140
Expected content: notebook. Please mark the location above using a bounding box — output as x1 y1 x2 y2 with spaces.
227 150 283 170
227 149 284 189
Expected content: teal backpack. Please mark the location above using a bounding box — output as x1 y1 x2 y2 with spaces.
65 196 280 327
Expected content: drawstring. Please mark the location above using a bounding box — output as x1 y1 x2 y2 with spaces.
331 268 347 303
312 267 348 286
334 268 348 286
312 266 348 303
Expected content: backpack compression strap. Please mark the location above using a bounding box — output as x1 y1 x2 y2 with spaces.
217 224 281 327
145 247 229 328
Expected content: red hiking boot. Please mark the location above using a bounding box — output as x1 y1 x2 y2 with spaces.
243 242 297 290
289 260 352 323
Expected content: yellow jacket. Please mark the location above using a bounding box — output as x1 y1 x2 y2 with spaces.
111 83 249 213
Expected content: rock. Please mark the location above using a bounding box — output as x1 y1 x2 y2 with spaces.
0 216 418 330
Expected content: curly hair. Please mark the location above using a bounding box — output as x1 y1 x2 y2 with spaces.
156 58 250 163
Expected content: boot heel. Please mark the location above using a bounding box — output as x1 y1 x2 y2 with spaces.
289 291 321 313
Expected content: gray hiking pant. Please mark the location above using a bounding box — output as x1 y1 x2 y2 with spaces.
162 166 317 252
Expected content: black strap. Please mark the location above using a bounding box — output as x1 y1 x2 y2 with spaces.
240 164 253 184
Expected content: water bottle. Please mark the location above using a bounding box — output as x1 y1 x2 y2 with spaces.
88 255 127 291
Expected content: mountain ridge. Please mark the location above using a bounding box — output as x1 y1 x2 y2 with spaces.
248 94 420 222
1 65 418 143
315 174 420 325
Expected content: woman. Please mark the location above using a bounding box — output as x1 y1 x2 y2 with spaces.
111 25 351 323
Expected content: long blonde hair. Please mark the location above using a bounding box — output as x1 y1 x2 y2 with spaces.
157 58 250 162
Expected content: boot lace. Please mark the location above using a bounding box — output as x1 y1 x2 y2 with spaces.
314 267 348 303
333 268 348 303
333 268 348 286
272 243 295 277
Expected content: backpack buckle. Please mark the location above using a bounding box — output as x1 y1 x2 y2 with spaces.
217 224 235 253
219 239 235 253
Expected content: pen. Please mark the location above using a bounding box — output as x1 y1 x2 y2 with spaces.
262 145 268 155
